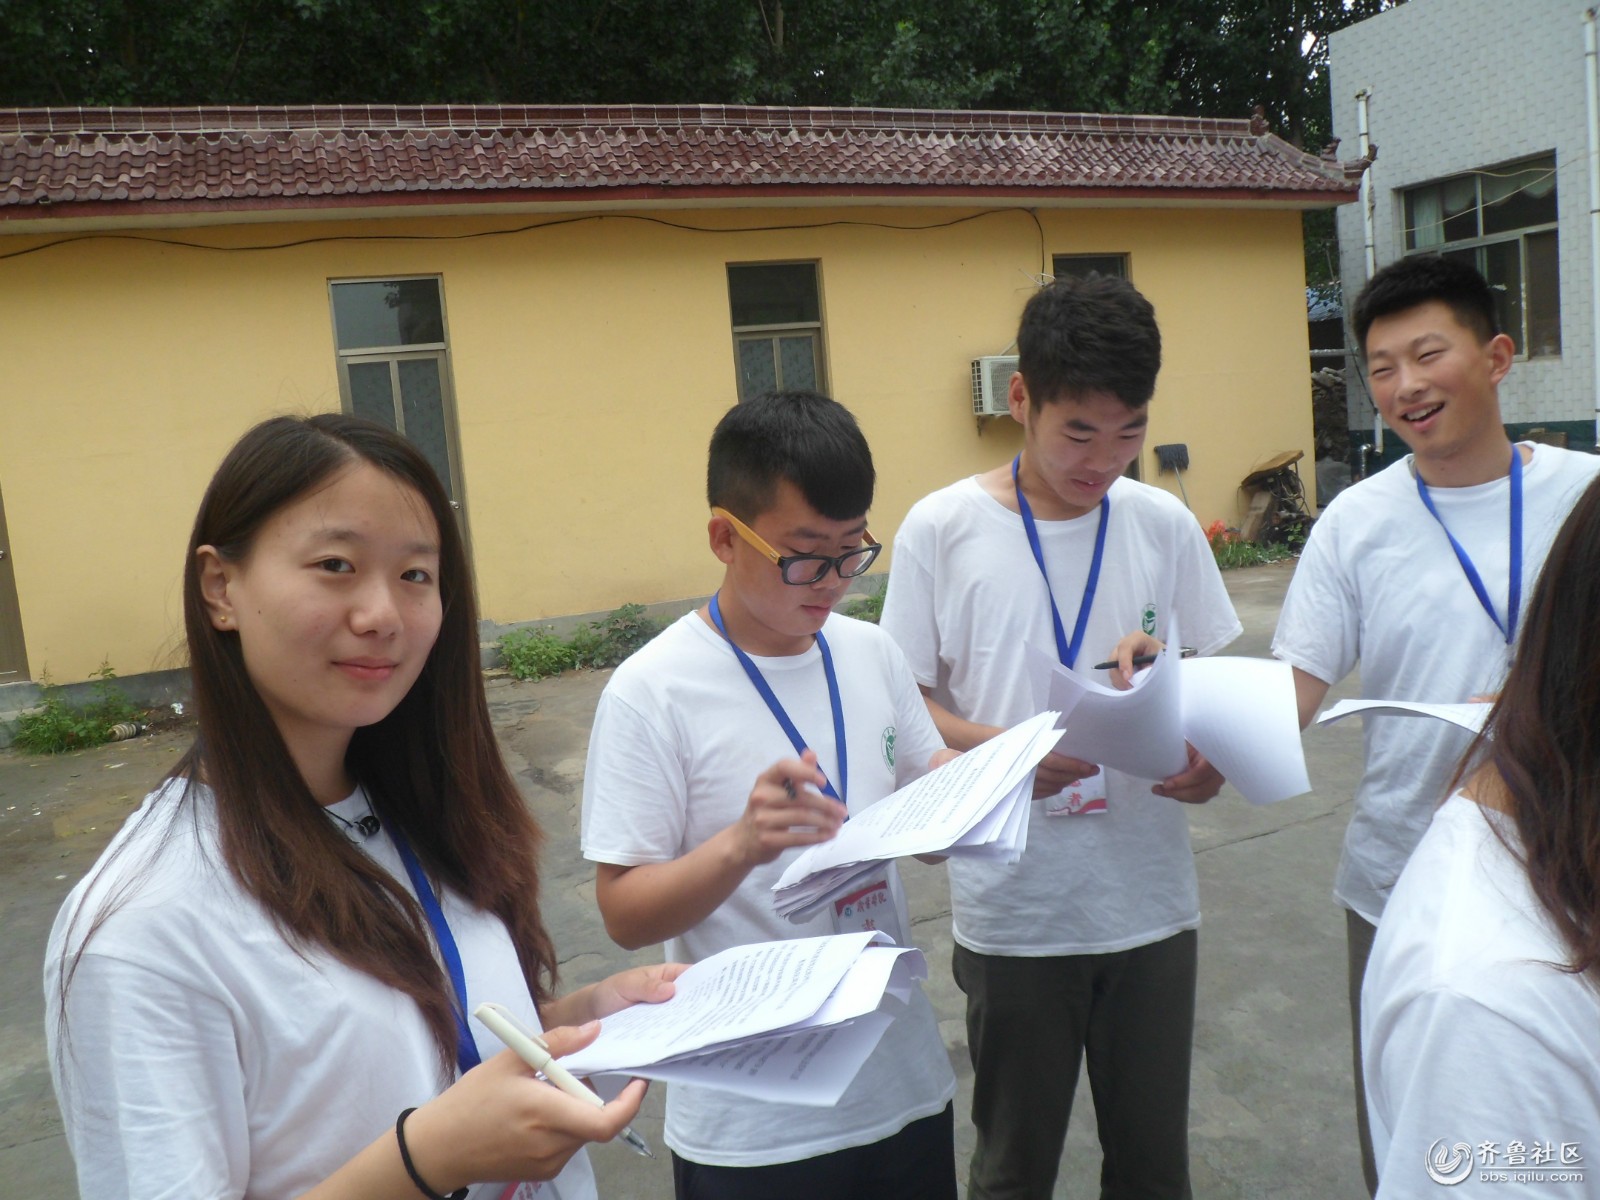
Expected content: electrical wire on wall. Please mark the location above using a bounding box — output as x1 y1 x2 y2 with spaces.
0 206 1049 264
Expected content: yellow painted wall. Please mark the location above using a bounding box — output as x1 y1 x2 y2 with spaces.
0 203 1313 682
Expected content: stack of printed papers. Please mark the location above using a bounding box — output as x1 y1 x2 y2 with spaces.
770 711 1064 922
555 932 925 1105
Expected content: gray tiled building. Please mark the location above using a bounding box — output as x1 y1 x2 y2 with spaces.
1329 0 1598 463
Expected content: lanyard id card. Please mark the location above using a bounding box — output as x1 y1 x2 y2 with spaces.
390 825 481 1077
1015 456 1111 815
1415 445 1522 665
1045 772 1108 816
497 1183 552 1198
831 871 908 944
708 592 848 806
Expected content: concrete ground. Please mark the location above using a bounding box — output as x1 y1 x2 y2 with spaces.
0 558 1368 1199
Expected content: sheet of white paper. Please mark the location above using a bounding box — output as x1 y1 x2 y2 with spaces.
1315 698 1490 735
805 946 926 1026
649 947 924 1059
1179 657 1310 805
775 711 1061 888
561 932 884 1075
1047 633 1188 780
601 1010 896 1106
954 782 1021 845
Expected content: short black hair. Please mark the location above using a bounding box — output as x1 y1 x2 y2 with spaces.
706 390 875 521
1352 253 1500 350
1017 273 1162 410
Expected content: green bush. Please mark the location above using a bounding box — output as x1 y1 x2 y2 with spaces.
496 604 666 681
12 664 144 755
497 628 577 681
587 603 663 664
841 579 886 624
565 624 609 670
1205 520 1297 570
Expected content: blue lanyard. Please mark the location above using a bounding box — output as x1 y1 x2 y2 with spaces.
1414 446 1522 646
389 825 481 1076
1012 455 1110 669
707 592 847 806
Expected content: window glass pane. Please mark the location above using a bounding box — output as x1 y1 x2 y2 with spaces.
1053 254 1128 279
1441 176 1479 241
777 335 818 390
332 280 444 350
737 337 778 398
1525 230 1562 358
1482 157 1558 236
1406 186 1444 250
397 357 453 501
1478 157 1555 236
728 264 820 327
1480 240 1525 354
349 361 397 427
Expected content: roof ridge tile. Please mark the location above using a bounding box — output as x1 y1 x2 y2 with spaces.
0 103 1366 214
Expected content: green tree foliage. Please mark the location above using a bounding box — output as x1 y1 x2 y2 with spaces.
1 0 1397 138
0 1 1396 285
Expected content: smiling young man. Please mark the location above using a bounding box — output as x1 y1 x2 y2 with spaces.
580 390 958 1200
1271 254 1600 1195
880 274 1241 1200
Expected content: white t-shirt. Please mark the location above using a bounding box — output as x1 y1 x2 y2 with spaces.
45 779 596 1200
580 610 956 1167
1363 792 1600 1197
880 475 1242 956
1272 445 1600 923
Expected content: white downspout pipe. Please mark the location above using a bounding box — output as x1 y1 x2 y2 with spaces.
1584 10 1600 449
1357 87 1384 457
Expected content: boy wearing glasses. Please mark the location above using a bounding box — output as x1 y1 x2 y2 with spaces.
581 390 958 1199
880 274 1240 1199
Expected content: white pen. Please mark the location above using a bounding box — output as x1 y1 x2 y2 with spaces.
472 1001 654 1159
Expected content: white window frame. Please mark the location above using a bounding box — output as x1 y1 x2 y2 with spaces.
727 261 828 400
328 275 468 511
1402 156 1560 358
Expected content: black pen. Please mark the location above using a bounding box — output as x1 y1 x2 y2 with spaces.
1091 646 1197 671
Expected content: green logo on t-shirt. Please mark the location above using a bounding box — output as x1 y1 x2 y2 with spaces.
1142 603 1158 635
882 726 896 771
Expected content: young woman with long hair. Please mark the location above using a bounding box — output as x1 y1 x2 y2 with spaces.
1361 474 1600 1195
45 414 682 1200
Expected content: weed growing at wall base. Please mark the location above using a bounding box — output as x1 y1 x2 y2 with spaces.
1206 520 1297 569
12 664 145 754
841 578 886 624
498 604 666 681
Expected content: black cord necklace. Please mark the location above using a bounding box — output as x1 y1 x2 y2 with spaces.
327 807 381 838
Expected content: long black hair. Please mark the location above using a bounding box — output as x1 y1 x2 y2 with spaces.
65 414 556 1076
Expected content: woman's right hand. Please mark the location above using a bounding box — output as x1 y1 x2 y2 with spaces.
401 1022 648 1191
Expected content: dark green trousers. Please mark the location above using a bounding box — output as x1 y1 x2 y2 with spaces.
1346 908 1380 1198
954 930 1198 1200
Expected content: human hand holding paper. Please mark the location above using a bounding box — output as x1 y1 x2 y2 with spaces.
1040 639 1188 781
771 711 1064 919
1151 743 1225 804
1106 629 1167 690
557 934 921 1107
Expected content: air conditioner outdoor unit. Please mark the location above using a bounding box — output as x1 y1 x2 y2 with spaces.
970 355 1018 417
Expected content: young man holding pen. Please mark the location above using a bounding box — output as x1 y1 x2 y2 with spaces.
881 273 1241 1200
1272 253 1600 1195
581 390 957 1200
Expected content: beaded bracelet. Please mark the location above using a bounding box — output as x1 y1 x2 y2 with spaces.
395 1107 468 1200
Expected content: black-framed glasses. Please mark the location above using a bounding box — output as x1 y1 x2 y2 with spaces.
713 507 883 585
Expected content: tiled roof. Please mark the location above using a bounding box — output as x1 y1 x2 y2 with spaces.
0 104 1368 220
